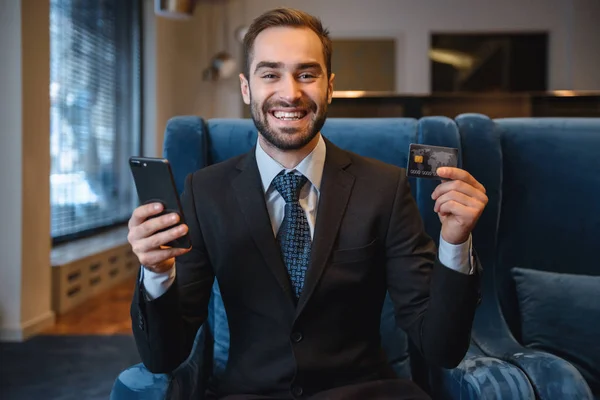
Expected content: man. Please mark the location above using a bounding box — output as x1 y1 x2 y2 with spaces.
127 7 487 400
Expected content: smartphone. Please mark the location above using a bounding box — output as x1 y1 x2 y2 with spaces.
129 156 191 249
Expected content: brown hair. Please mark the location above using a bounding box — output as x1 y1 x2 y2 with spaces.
242 7 332 79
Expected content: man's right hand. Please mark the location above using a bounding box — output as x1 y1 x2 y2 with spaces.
127 203 190 273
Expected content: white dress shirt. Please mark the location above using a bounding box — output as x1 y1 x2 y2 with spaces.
143 135 473 299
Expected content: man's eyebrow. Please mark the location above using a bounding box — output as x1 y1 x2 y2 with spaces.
254 61 284 73
253 61 324 74
296 62 323 72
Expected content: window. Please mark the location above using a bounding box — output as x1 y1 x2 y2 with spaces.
50 0 141 242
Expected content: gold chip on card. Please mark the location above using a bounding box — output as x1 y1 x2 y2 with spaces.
414 155 424 163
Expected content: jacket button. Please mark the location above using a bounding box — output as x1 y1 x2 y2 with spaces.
291 385 303 397
291 331 303 343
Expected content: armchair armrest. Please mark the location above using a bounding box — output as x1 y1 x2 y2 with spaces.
495 349 593 400
472 294 593 399
110 363 170 400
431 345 535 400
110 325 207 400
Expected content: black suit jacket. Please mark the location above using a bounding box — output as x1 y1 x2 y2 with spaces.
131 138 481 398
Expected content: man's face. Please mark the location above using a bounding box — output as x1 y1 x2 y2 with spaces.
239 26 335 151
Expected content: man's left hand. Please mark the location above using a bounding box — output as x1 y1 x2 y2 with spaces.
432 167 488 245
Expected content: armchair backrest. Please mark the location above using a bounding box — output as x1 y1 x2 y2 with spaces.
162 115 463 386
457 114 600 340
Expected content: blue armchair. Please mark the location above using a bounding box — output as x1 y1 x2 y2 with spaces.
111 116 533 400
456 114 600 400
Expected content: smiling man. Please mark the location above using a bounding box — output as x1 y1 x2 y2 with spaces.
127 7 487 400
240 17 333 165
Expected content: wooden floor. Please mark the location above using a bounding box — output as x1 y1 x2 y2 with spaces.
44 277 136 335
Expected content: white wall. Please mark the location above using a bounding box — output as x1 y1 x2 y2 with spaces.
0 0 54 341
570 0 600 91
242 0 600 93
145 0 244 155
148 0 599 128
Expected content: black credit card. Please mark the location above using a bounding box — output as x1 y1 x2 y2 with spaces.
406 143 458 179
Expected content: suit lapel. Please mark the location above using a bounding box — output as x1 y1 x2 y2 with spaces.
231 150 296 309
296 139 355 318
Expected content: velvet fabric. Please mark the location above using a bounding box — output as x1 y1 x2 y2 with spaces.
456 114 599 399
512 268 600 396
430 345 534 400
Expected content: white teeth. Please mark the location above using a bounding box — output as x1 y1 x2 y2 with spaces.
273 111 306 120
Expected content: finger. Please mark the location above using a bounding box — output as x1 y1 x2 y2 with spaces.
133 224 188 254
434 190 485 213
437 167 486 194
138 247 190 268
129 203 164 228
138 212 181 239
438 200 476 220
128 211 180 242
432 180 488 205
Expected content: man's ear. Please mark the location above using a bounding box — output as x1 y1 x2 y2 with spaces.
240 73 250 105
327 73 335 104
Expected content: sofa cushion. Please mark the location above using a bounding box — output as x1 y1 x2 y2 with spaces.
208 281 229 378
163 116 209 194
512 267 600 395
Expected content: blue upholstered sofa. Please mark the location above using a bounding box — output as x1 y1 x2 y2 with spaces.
111 116 548 399
456 115 600 400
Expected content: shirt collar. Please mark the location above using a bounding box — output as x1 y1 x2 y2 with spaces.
255 134 326 194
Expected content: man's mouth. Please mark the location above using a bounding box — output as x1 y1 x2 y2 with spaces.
270 110 308 121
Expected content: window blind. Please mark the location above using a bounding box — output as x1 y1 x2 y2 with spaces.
50 0 141 242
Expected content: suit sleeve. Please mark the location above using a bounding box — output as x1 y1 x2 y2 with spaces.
384 172 481 369
131 172 215 373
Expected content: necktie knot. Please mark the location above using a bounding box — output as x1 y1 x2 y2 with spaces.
272 172 308 204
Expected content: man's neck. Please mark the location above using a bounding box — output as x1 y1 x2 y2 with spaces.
258 134 321 169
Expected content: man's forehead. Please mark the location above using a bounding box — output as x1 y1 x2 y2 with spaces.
254 25 320 44
251 26 325 68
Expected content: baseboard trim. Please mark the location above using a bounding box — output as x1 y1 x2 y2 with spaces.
0 310 56 342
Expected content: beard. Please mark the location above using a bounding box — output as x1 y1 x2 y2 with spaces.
250 93 328 151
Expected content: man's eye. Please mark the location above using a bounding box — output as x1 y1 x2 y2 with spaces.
299 73 316 79
262 74 277 79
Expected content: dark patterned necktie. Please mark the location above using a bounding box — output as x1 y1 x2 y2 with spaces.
272 171 311 300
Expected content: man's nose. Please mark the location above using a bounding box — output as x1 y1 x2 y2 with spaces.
278 75 301 103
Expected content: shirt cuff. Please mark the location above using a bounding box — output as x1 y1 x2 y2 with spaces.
140 263 176 300
438 233 473 275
